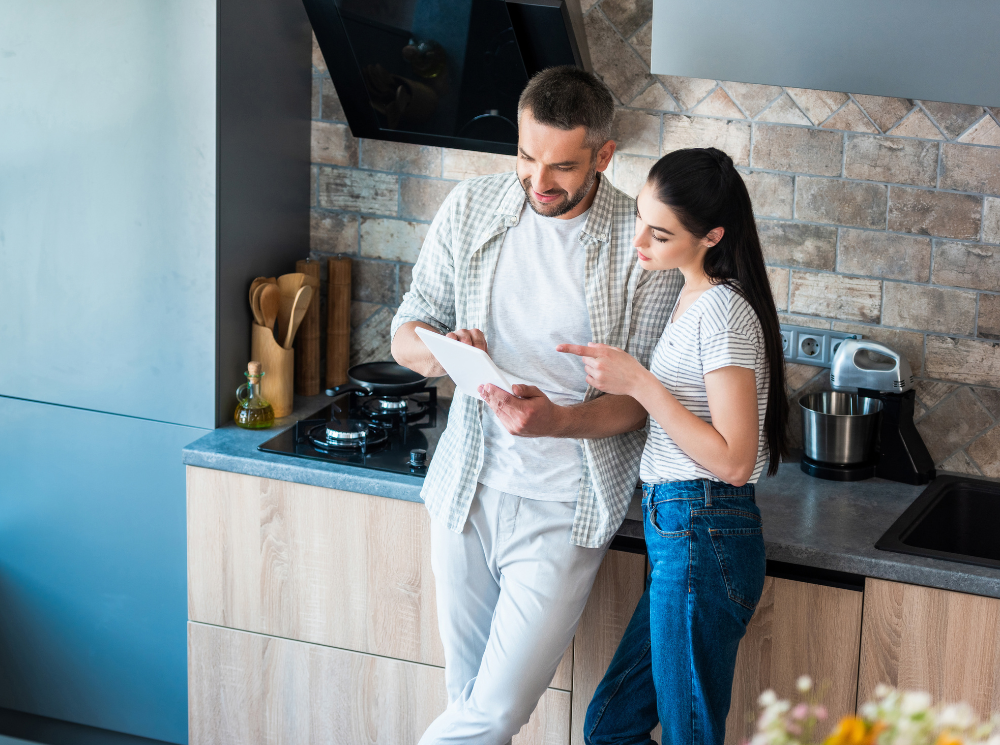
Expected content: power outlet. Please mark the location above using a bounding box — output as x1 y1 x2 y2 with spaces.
799 335 821 358
780 324 861 368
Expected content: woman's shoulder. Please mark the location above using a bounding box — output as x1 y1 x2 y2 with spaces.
698 284 761 337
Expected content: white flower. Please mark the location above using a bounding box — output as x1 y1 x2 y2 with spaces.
901 690 932 715
875 683 892 698
940 702 976 730
796 675 813 693
759 689 778 707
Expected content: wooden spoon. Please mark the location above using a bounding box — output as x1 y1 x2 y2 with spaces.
249 277 266 306
283 285 314 349
276 273 307 338
249 281 259 313
276 273 306 297
250 283 266 325
259 283 281 339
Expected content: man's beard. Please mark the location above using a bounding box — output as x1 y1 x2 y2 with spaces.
520 163 598 218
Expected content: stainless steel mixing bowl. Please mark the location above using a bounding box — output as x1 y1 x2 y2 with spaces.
800 391 883 465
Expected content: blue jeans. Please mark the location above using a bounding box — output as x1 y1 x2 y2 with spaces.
584 480 766 745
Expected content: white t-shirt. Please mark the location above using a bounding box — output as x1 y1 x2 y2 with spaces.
639 283 770 484
478 204 593 501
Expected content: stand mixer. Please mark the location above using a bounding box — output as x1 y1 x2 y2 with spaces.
827 339 936 485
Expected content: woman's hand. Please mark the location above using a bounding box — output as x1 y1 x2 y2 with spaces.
557 342 651 397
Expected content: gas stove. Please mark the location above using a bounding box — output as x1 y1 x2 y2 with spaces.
258 387 448 477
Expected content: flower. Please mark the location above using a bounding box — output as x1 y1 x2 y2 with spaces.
902 692 934 716
751 679 1000 745
824 716 881 745
935 733 962 745
760 690 778 707
939 704 976 731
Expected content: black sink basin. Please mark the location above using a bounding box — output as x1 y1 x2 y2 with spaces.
876 475 1000 570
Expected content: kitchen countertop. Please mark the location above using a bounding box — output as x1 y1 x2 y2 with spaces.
183 394 1000 599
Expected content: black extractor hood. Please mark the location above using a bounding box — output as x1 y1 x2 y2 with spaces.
304 0 591 155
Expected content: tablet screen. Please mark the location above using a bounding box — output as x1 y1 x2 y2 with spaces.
415 328 516 400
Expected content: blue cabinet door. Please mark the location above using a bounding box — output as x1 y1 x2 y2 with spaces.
0 396 206 744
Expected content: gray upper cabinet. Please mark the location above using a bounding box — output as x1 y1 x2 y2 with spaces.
651 0 1000 108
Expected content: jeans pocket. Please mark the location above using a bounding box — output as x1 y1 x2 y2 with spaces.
709 528 765 611
646 501 689 538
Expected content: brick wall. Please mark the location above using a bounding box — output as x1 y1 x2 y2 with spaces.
307 1 1000 477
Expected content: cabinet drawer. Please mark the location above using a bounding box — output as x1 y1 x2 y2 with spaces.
726 576 864 744
187 466 444 665
188 622 570 745
187 466 572 688
859 578 1000 720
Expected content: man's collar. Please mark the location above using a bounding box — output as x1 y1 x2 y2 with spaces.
494 172 616 243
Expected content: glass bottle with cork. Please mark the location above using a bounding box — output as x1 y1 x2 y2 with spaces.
234 361 275 429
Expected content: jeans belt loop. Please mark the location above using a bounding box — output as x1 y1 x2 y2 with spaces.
703 479 712 507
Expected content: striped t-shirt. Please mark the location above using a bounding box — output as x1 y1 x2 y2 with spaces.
639 283 770 485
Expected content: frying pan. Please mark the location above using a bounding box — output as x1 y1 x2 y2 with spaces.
327 361 429 397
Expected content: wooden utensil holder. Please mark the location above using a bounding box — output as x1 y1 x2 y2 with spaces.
251 323 293 417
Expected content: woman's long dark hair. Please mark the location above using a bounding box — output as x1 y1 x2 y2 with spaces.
647 147 788 475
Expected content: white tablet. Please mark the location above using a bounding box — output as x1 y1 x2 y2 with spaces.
415 327 525 400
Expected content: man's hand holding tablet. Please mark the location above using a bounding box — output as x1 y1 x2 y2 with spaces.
415 327 520 400
445 327 488 353
414 327 571 437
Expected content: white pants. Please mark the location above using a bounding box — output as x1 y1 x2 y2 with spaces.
419 483 610 745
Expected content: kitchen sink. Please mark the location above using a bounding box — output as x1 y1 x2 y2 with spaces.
876 475 1000 570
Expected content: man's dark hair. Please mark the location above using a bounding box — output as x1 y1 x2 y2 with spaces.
517 66 615 149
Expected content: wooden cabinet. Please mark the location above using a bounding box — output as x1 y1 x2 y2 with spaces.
187 466 573 686
187 466 444 665
191 466 1000 745
570 550 648 745
859 578 1000 719
725 577 865 745
187 467 573 743
188 622 570 745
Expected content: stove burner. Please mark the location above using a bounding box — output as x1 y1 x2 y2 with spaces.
361 396 431 426
325 420 369 442
306 420 388 453
377 397 408 410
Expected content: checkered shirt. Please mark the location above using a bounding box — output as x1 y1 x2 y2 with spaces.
391 171 683 547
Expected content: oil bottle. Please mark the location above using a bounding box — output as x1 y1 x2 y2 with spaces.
234 361 275 429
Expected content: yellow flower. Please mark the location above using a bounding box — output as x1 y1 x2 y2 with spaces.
935 732 963 745
823 717 884 745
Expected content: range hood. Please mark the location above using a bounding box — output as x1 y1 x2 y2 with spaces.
304 0 590 155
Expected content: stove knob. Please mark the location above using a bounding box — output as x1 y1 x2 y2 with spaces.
409 448 427 467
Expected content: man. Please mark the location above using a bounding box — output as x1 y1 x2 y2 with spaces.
391 66 682 745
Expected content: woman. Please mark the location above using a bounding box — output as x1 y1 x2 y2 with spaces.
558 147 787 745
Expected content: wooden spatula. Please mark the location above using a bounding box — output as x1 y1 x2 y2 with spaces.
250 283 266 325
259 283 281 339
276 273 307 335
283 285 314 349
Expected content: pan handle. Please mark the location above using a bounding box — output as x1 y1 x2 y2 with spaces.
325 384 372 397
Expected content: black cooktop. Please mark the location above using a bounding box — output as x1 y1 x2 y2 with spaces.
258 389 449 478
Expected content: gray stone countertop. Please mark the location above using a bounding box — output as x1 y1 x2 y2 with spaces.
184 394 1000 600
